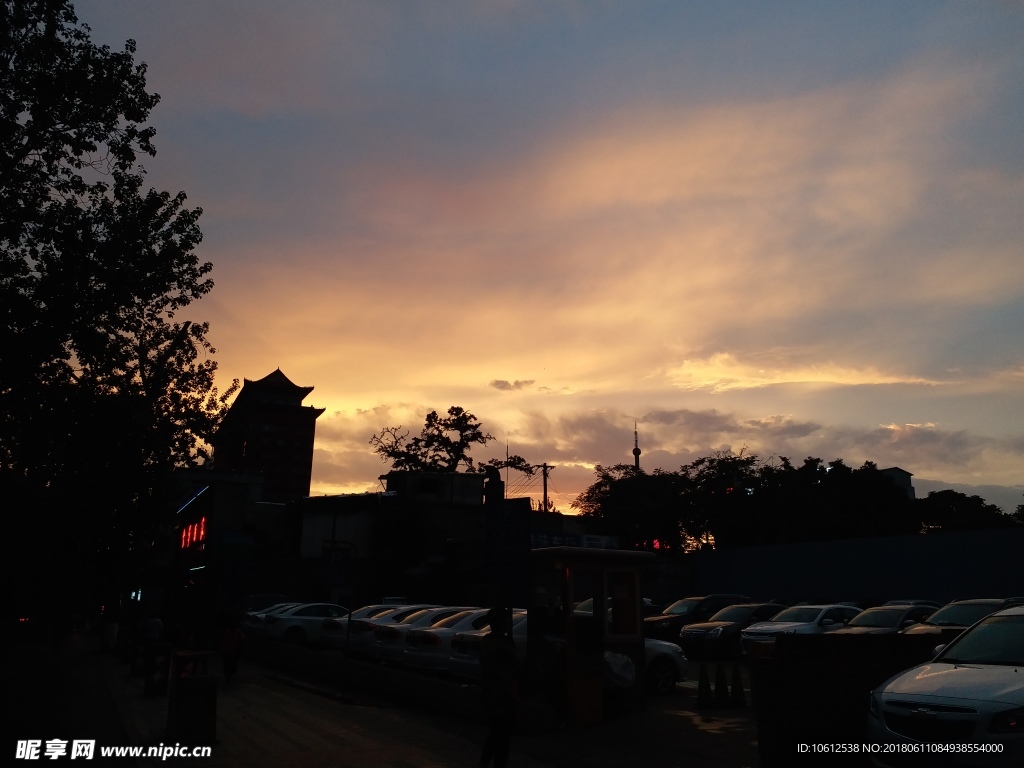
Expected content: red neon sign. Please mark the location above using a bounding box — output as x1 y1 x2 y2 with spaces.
180 517 208 549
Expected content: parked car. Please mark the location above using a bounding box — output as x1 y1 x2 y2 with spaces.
643 594 752 642
448 616 688 694
244 593 293 613
901 598 1023 645
740 604 862 655
332 604 440 656
403 608 516 673
244 601 300 633
866 605 1024 765
319 604 407 649
259 602 349 645
643 637 690 694
882 599 943 609
831 604 935 635
448 612 529 681
679 602 786 659
370 606 478 663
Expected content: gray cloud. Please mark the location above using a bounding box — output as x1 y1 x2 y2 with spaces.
490 379 536 391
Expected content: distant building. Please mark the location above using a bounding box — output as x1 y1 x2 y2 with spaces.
211 369 324 503
295 470 616 606
879 466 915 500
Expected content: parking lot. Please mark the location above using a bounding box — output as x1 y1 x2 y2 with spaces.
241 634 761 768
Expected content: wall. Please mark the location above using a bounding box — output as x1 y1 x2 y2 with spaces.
690 527 1024 602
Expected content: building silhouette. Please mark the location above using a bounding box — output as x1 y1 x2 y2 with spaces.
211 369 324 503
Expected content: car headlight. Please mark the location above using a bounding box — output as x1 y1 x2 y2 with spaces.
868 693 880 720
707 627 722 638
991 707 1024 734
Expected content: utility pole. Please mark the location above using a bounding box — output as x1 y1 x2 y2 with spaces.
536 463 553 512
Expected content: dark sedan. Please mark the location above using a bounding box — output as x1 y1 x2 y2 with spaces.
901 597 1024 644
830 603 935 635
679 602 786 659
643 594 752 642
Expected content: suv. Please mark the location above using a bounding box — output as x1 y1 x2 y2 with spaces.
643 594 751 642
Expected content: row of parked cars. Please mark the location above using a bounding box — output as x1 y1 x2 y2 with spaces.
245 599 690 694
245 593 1022 761
641 593 1024 660
639 593 1024 764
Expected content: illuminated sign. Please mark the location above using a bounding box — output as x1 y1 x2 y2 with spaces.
180 517 207 549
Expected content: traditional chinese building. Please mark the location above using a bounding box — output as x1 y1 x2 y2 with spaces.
211 369 324 503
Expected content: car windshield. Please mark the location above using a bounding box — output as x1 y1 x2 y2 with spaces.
709 605 755 622
938 615 1024 666
924 603 1000 627
846 608 904 628
770 607 822 623
390 606 430 622
264 602 298 615
663 599 701 616
433 611 474 629
399 609 433 624
364 606 399 618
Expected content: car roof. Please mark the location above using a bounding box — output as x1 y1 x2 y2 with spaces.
994 605 1024 617
946 598 1005 605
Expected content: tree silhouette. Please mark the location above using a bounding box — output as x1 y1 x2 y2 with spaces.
574 465 687 550
370 406 533 476
917 490 1020 532
2 0 235 607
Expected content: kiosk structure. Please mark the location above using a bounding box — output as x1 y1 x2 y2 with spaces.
527 547 655 723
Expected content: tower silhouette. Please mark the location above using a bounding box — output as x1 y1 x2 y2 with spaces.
211 369 324 502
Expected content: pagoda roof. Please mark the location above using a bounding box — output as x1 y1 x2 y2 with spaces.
244 368 313 395
237 368 313 397
228 368 320 410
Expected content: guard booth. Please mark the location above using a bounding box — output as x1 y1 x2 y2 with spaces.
527 547 655 724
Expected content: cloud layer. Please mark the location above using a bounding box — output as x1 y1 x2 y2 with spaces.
76 1 1024 514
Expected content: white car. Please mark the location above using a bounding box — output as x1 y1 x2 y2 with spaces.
740 604 861 655
259 602 349 645
318 604 401 649
448 612 530 681
643 637 690 694
402 608 504 672
244 602 300 634
448 615 688 694
370 606 479 663
337 604 440 656
866 605 1024 766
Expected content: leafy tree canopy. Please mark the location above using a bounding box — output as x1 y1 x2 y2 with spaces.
574 449 1017 551
370 406 533 476
2 0 235 601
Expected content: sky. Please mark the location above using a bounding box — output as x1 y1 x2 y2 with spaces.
74 0 1024 514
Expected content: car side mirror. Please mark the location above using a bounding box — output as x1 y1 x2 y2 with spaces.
933 644 946 657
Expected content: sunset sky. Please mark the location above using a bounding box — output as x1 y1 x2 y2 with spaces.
76 1 1024 513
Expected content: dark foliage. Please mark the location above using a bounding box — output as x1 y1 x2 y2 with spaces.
2 0 235 607
370 406 533 476
573 450 1017 551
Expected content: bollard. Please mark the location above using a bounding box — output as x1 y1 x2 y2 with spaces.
730 662 746 707
714 661 731 706
696 660 713 708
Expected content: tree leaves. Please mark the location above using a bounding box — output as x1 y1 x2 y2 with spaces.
573 451 1018 551
370 406 533 476
1 1 235 602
